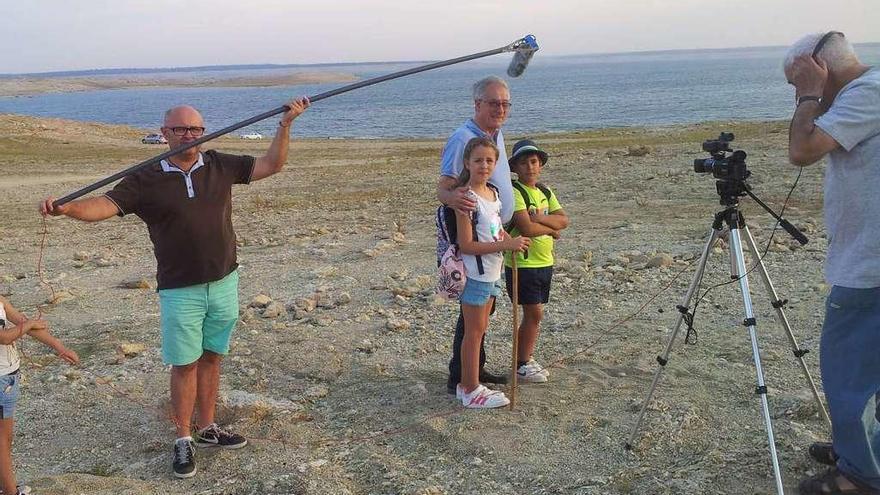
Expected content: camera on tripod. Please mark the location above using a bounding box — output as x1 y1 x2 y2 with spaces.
693 132 751 182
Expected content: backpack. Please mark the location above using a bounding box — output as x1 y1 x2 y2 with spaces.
510 180 553 220
507 181 553 260
435 185 496 299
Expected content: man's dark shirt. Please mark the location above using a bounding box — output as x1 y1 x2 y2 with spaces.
105 150 254 290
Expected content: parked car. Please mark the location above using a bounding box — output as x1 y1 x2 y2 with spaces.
142 133 167 144
239 132 263 140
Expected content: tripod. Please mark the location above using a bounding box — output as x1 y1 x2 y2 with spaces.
625 191 831 495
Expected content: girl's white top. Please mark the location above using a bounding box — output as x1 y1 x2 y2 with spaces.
0 304 20 375
463 188 504 282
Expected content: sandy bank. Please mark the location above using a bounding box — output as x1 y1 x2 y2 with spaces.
0 71 359 97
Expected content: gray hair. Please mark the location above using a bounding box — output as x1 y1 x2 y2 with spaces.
472 76 509 101
784 32 859 72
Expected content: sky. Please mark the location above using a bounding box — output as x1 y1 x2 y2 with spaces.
1 0 877 74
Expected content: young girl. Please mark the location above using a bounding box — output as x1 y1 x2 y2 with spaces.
1 296 79 495
454 137 530 409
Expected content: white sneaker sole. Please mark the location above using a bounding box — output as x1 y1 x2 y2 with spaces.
463 398 510 409
173 467 197 479
194 439 248 450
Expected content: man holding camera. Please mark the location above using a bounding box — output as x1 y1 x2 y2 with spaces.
785 32 880 495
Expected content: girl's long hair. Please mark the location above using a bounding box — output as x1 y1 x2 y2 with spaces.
456 137 499 187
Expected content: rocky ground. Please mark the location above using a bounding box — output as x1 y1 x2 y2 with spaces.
0 115 833 494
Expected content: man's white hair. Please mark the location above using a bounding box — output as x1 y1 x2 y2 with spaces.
472 76 509 101
784 32 860 72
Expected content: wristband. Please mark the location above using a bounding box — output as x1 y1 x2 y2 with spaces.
278 120 291 128
796 95 821 107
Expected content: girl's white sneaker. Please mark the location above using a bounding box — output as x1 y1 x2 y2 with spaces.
459 384 510 409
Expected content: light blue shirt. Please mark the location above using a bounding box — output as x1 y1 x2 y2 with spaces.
815 67 880 288
440 119 514 223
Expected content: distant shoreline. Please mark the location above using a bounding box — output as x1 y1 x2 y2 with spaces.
0 71 359 97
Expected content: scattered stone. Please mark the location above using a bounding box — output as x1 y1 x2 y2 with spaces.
304 385 329 400
336 292 352 306
262 301 286 319
118 278 152 289
73 251 91 261
626 145 651 156
356 340 374 354
394 295 409 306
240 307 256 323
250 294 272 308
316 293 336 309
646 253 674 268
386 318 411 332
292 297 317 313
116 343 146 357
314 316 334 327
95 258 114 267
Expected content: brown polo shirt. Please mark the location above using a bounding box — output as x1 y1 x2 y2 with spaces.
105 150 255 290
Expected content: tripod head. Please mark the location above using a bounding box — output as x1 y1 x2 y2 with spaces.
693 132 808 245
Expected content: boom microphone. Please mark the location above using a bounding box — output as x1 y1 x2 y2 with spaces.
52 35 542 207
507 34 539 77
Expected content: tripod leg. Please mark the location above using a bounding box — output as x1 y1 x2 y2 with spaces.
729 226 785 495
741 225 832 430
625 227 720 450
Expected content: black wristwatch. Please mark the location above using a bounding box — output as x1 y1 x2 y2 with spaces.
797 95 822 107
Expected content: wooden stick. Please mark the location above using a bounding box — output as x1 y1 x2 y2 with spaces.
509 254 520 410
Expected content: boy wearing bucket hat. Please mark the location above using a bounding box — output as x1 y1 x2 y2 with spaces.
504 139 569 383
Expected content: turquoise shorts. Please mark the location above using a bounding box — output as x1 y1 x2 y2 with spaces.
159 269 240 366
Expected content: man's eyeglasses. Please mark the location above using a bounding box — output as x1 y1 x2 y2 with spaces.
479 99 512 110
167 126 206 137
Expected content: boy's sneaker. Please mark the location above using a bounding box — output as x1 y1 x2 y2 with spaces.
458 384 510 409
526 359 550 378
16 485 32 495
518 360 549 383
172 437 197 479
194 423 248 449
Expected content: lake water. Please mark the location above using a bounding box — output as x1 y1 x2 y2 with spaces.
1 44 878 139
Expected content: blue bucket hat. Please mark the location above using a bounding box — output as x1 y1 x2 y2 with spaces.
510 139 549 165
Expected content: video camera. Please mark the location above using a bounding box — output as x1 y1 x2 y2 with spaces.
692 132 753 206
693 133 751 182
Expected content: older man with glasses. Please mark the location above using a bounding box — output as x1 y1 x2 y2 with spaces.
437 75 516 396
40 98 309 480
785 31 880 495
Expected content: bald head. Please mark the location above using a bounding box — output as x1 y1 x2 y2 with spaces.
164 105 204 127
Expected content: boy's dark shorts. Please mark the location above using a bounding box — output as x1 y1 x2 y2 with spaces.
505 266 553 305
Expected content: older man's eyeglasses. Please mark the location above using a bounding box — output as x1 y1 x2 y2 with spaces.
168 126 206 137
480 99 512 110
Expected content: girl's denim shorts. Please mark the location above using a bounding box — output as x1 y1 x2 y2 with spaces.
0 370 20 419
460 277 502 306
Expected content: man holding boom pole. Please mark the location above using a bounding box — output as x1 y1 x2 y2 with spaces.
40 98 309 479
